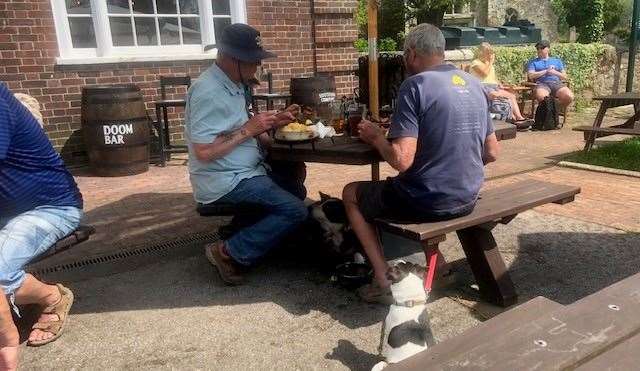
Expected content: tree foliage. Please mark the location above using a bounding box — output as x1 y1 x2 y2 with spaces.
356 0 470 37
354 38 398 53
405 0 469 26
603 0 625 32
379 0 406 46
552 0 605 43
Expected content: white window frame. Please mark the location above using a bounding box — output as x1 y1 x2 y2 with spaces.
51 0 247 64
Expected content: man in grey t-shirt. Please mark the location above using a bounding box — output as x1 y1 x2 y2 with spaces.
342 24 500 303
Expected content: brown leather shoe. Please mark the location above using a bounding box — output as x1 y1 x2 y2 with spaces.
205 242 244 285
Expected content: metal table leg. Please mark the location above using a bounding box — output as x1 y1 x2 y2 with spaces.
155 104 166 167
371 162 380 181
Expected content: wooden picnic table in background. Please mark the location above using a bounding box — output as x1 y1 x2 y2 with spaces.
573 92 640 151
270 120 516 181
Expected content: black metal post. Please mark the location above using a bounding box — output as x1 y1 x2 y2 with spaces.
627 0 640 92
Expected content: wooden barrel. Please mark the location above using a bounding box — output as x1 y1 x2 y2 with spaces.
81 85 150 176
290 75 337 122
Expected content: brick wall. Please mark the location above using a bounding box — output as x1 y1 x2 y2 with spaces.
0 0 359 165
249 0 359 97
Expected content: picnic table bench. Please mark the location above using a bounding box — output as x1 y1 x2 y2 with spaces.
377 179 581 307
572 92 640 151
387 271 640 370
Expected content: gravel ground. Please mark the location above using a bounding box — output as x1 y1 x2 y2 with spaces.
20 210 639 370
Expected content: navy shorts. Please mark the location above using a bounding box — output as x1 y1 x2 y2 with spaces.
355 179 474 224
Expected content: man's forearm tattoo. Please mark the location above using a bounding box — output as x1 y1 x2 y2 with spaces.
219 128 248 143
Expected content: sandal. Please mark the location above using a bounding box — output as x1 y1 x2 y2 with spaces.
27 284 74 347
357 282 394 305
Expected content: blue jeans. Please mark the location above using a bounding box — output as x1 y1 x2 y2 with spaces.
0 206 83 296
217 174 308 266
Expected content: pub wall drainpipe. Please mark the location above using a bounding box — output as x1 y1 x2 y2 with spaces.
310 0 318 75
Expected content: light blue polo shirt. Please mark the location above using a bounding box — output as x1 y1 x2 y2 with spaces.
185 64 267 204
527 57 565 84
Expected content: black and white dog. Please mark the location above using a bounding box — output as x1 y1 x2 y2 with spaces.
372 261 435 371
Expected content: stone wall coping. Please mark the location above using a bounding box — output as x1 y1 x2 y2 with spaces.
357 49 475 62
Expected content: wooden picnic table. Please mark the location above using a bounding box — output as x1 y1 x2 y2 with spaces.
270 120 516 181
388 271 640 370
573 92 640 151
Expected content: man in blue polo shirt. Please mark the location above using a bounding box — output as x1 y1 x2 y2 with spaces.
186 24 308 285
342 24 499 303
527 40 574 109
0 83 83 367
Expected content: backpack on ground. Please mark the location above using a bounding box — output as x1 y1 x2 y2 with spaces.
533 96 560 131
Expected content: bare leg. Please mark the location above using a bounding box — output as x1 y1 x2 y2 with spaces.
0 290 18 371
343 182 391 288
14 274 61 344
555 87 574 108
508 94 525 120
495 90 526 121
533 87 550 103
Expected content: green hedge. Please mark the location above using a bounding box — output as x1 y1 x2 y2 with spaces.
354 38 398 53
486 43 612 103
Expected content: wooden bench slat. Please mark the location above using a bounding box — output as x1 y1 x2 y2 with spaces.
575 332 640 370
494 121 516 140
390 272 640 370
377 180 581 241
573 125 640 135
386 297 564 371
377 180 556 241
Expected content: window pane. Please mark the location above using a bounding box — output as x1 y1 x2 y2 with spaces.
179 0 199 14
159 17 180 45
181 18 201 44
156 0 177 14
214 18 231 40
132 0 154 14
68 17 96 47
135 17 158 45
66 0 91 14
106 0 130 14
110 17 135 46
211 0 230 15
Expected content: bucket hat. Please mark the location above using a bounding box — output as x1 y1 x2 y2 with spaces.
204 23 276 63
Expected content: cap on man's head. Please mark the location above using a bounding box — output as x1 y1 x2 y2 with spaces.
535 40 550 49
204 23 276 63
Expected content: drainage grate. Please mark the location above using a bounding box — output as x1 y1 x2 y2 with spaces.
28 231 220 279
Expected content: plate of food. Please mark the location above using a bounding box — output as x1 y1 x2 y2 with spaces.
274 122 318 142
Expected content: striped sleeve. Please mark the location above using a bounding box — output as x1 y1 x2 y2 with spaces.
0 87 14 161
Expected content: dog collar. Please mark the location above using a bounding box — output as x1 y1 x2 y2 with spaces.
394 299 427 308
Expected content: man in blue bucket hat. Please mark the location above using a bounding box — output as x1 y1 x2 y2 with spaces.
186 24 308 285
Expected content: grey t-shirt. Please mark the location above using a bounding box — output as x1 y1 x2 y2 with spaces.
389 64 493 215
